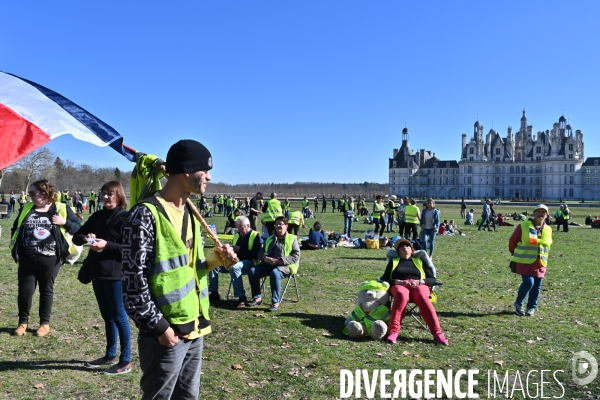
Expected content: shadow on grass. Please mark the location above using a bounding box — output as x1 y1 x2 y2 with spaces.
279 312 347 339
0 360 91 372
437 311 507 318
335 257 386 261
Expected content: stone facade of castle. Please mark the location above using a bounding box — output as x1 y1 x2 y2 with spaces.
389 111 600 200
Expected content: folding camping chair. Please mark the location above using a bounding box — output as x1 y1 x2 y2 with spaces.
259 273 300 303
402 281 443 330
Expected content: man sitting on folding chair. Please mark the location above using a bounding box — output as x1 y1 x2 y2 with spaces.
379 238 448 345
208 216 263 306
247 216 300 312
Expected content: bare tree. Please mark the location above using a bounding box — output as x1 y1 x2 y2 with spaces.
12 148 55 193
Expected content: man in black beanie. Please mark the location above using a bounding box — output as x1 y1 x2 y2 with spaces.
122 139 235 399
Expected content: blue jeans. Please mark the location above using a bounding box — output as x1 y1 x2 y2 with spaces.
420 228 437 257
139 335 203 400
249 265 286 303
516 275 543 310
344 215 353 236
478 216 491 230
92 278 131 363
208 260 254 298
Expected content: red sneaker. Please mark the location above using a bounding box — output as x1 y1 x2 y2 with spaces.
433 333 449 346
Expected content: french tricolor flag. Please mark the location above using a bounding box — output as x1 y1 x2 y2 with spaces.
0 71 135 170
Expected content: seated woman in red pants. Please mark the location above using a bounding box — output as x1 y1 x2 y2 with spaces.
379 238 448 345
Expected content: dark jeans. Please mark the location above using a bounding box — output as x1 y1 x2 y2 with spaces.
88 200 96 213
249 214 258 231
265 221 276 237
374 217 385 236
18 255 60 324
92 278 131 363
562 219 569 232
288 224 300 236
403 223 418 240
139 335 204 400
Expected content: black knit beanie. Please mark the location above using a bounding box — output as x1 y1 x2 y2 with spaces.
165 139 213 174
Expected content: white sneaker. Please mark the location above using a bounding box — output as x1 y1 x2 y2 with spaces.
525 308 536 316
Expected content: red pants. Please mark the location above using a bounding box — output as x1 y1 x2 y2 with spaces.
389 284 442 336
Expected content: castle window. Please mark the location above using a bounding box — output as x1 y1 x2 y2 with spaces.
536 166 541 173
510 166 514 174
569 188 574 197
469 157 473 161
517 153 521 161
569 144 574 151
570 164 574 172
467 166 472 173
564 164 567 172
586 167 591 173
536 146 541 154
516 166 520 174
594 176 599 184
536 177 540 185
467 177 472 184
510 177 514 185
595 160 599 166
393 161 396 168
568 154 573 159
569 176 574 184
495 157 500 161
495 148 500 155
586 176 591 185
433 163 438 168
469 148 474 154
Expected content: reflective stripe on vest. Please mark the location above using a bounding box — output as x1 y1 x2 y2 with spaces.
143 203 210 330
343 304 390 336
511 220 552 266
387 201 396 214
289 211 302 226
264 233 298 274
263 199 283 222
404 205 419 224
391 257 425 280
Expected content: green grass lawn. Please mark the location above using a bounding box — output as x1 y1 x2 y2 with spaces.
0 202 599 399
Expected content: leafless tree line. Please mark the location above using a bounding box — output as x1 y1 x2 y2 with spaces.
0 149 388 199
205 181 389 199
0 148 130 195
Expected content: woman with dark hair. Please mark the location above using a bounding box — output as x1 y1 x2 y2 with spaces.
301 221 328 250
10 180 81 337
380 238 448 345
73 181 131 375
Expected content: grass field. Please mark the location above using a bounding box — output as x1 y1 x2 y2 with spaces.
0 201 599 399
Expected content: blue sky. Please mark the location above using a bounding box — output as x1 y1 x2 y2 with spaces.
2 1 599 184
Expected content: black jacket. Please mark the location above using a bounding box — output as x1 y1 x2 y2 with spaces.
11 202 81 264
73 208 127 280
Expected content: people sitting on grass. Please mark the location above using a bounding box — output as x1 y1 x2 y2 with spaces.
247 216 300 312
209 216 263 307
465 208 474 225
0 196 11 218
585 215 593 226
224 208 242 234
379 239 448 345
301 221 328 250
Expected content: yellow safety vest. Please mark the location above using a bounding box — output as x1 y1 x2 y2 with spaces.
404 204 419 224
263 199 283 222
511 220 552 267
264 233 299 274
391 257 425 280
233 230 260 265
343 304 390 336
372 202 385 218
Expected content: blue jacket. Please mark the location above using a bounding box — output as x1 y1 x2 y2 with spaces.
420 208 440 231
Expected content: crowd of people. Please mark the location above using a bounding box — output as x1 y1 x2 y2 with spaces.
0 140 576 397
